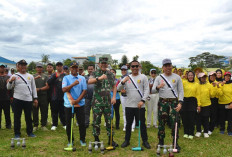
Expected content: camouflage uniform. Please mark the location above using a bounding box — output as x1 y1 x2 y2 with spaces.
91 69 115 137
158 98 179 141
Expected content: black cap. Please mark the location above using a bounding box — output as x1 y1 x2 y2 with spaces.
63 65 69 70
0 64 6 67
99 57 109 63
70 62 78 68
47 63 53 66
56 62 63 66
36 63 43 67
17 60 28 65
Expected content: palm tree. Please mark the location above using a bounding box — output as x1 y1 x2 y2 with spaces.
41 54 50 65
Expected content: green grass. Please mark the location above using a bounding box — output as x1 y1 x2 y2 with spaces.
0 107 232 157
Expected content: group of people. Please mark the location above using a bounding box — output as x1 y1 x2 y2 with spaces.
0 57 231 153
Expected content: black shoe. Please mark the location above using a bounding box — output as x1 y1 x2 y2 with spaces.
175 143 181 152
108 136 118 147
143 141 151 149
121 141 130 148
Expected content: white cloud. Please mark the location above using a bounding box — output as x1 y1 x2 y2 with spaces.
0 0 231 67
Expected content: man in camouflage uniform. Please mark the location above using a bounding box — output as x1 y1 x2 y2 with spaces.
88 57 118 147
152 59 183 152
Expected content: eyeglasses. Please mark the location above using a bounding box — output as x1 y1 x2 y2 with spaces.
131 65 139 68
151 72 156 74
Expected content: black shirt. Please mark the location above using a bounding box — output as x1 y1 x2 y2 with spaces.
0 75 10 100
47 72 66 101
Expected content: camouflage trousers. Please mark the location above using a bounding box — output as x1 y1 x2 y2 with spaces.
158 98 180 140
92 105 114 137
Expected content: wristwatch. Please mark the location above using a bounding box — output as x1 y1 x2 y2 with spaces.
96 77 99 82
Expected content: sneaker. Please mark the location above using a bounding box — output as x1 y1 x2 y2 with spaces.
76 122 79 126
121 140 130 148
28 133 36 137
195 132 201 137
204 133 209 138
183 134 188 138
63 126 66 130
188 135 194 140
228 132 232 136
123 127 126 131
14 134 20 139
154 125 158 128
33 127 38 132
80 140 86 146
208 131 212 135
51 126 57 131
220 131 225 134
132 128 135 132
41 126 48 131
142 141 151 149
147 124 150 128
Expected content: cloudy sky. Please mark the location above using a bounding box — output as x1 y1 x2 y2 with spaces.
0 0 232 67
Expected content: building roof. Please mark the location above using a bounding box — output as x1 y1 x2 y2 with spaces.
72 57 88 59
0 56 16 64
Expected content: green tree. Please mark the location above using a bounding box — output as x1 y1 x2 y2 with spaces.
27 61 36 74
63 58 76 67
140 61 160 75
188 52 226 70
41 54 50 65
83 60 95 70
112 59 118 69
119 55 129 68
133 55 139 61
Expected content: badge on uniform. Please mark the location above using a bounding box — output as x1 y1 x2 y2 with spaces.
137 80 141 83
172 79 176 83
28 77 31 80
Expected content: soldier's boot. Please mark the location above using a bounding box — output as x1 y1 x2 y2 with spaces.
156 138 164 148
94 136 100 147
108 136 118 147
173 138 181 153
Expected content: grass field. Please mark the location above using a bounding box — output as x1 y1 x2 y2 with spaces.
0 107 232 157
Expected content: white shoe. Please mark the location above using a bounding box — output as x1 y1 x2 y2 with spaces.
195 132 201 137
33 127 38 132
132 128 135 132
51 126 57 131
63 126 66 130
204 133 209 138
154 125 158 128
123 127 126 131
41 126 48 131
208 131 212 135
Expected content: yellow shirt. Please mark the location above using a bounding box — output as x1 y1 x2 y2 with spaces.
183 81 200 106
218 83 232 104
198 82 216 107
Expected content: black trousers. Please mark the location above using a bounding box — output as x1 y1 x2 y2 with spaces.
51 100 66 126
125 107 148 142
65 106 86 142
209 98 218 132
84 98 92 126
13 98 33 135
113 99 121 127
196 106 210 133
218 104 232 132
182 111 196 136
33 95 48 127
0 100 11 128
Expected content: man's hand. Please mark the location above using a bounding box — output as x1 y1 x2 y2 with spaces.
33 99 38 108
111 98 116 105
36 88 41 92
228 103 232 109
138 101 144 109
197 106 201 112
158 81 165 89
81 72 85 76
72 80 79 86
121 89 126 94
10 76 16 83
98 74 107 81
175 103 182 112
122 76 130 84
212 82 216 87
34 75 41 79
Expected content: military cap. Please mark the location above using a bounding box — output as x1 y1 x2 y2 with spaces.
99 57 109 63
17 59 28 65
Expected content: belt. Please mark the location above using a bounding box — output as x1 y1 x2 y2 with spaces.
159 98 177 102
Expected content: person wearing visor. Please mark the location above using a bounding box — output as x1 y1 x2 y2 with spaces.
217 72 232 136
62 62 87 146
146 69 159 128
195 72 216 138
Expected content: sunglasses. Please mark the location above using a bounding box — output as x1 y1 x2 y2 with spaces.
151 72 156 74
121 69 127 71
131 65 139 68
